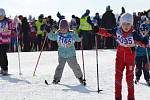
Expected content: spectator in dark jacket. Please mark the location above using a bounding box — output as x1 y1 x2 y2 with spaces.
22 17 31 52
93 13 103 48
93 13 102 27
101 5 116 49
133 12 141 32
102 6 116 29
57 12 65 27
117 7 126 26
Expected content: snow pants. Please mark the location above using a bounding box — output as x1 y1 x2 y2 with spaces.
0 44 9 71
53 56 83 81
135 56 150 81
115 46 135 100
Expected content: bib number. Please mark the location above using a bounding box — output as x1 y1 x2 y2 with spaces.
58 35 74 48
116 33 134 47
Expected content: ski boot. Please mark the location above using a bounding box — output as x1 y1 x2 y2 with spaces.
115 97 122 100
0 69 8 76
78 77 86 86
146 80 150 86
135 79 139 84
128 98 135 100
52 79 60 84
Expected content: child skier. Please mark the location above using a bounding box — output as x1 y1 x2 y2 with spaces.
47 19 85 85
0 8 11 75
95 13 147 100
135 22 150 86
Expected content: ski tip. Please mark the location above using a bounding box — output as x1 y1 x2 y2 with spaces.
45 80 49 85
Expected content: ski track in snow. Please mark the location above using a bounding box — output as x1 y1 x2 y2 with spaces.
0 50 150 100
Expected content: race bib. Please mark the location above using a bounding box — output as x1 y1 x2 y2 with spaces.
116 33 135 47
0 21 9 33
57 34 74 48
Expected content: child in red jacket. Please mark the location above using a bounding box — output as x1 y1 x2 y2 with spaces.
96 13 147 100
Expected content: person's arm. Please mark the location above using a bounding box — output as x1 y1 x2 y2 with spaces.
94 26 116 37
47 31 57 41
73 32 81 42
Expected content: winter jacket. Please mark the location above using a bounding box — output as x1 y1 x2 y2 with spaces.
101 11 116 29
35 20 44 36
79 16 92 31
80 12 94 29
48 31 80 58
0 18 11 44
96 27 147 53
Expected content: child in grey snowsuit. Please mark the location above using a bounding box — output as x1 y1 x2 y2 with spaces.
47 19 84 85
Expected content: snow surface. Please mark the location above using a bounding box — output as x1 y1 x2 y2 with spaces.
0 49 150 100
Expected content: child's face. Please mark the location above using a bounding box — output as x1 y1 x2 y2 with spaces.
121 22 132 32
60 27 68 34
0 16 4 20
59 20 69 34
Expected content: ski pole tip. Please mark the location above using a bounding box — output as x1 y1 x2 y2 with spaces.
19 73 22 75
33 74 37 77
97 89 103 93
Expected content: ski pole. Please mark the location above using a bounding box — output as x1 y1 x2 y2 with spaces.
145 48 150 72
95 35 103 93
16 21 22 76
33 35 47 77
80 37 86 83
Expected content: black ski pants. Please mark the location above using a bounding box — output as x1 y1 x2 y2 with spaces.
0 44 9 71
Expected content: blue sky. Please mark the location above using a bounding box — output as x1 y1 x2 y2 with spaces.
0 0 149 20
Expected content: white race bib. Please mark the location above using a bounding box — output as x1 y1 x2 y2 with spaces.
0 21 9 33
57 34 74 48
116 33 135 47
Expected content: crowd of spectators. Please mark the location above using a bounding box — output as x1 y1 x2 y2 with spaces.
6 6 150 52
